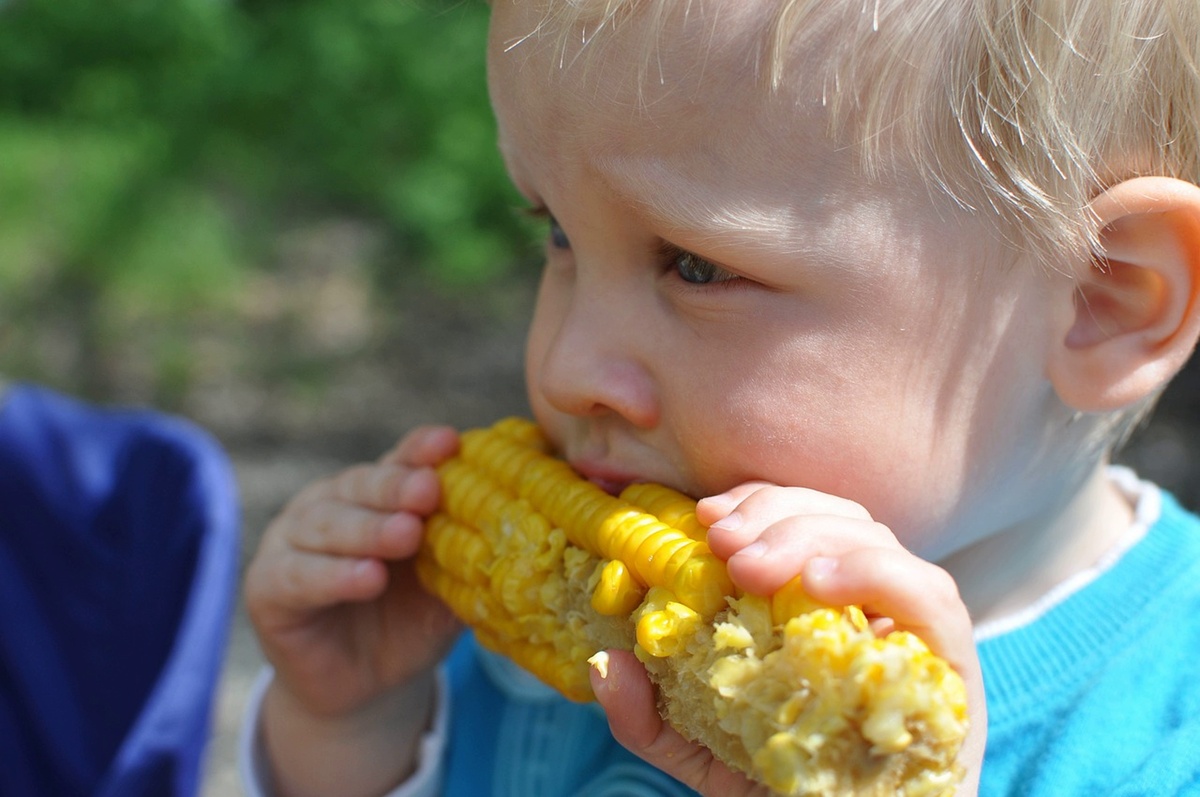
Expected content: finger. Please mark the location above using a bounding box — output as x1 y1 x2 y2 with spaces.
590 650 764 797
808 551 989 795
328 463 441 514
723 515 898 595
379 425 460 468
803 549 991 789
704 485 874 559
246 548 389 619
695 481 774 525
800 549 974 667
286 502 425 560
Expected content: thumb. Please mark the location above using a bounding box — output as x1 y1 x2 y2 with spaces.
589 649 766 797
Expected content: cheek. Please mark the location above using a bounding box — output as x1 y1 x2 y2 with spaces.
669 338 894 494
669 320 982 548
693 386 973 556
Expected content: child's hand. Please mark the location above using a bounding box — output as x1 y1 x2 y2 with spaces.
591 648 771 796
591 482 986 797
243 425 463 795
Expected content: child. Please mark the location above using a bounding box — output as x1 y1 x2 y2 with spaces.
240 1 1200 795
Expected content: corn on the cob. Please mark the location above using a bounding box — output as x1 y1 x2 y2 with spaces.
416 418 968 797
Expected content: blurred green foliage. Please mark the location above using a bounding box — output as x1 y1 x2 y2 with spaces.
0 0 533 402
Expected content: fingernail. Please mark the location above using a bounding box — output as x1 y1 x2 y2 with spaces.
350 558 379 582
709 511 743 532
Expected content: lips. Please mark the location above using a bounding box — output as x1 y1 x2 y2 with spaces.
568 460 640 496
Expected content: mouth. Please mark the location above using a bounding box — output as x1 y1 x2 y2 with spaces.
568 461 640 497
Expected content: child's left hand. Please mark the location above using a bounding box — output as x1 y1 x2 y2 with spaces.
589 482 987 797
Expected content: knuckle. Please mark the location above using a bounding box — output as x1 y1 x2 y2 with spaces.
313 513 338 547
385 466 411 505
288 499 324 537
867 520 895 541
291 479 330 508
920 563 963 604
756 484 796 506
243 559 286 618
843 498 874 520
668 746 718 791
334 465 367 498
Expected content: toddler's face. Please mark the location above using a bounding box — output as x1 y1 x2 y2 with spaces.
489 1 1081 559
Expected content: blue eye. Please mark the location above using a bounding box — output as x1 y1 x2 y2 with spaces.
672 249 737 285
548 215 570 249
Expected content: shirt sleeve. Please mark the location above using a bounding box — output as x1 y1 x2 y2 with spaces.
238 665 451 797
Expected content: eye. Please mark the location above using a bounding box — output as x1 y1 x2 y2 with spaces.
548 214 571 250
521 204 571 250
666 245 739 285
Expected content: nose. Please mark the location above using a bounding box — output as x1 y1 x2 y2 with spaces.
531 291 660 429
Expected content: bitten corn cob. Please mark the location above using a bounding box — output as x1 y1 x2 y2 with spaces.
416 418 968 797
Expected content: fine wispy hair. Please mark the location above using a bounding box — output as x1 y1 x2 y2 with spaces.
517 0 1200 272
500 0 1200 450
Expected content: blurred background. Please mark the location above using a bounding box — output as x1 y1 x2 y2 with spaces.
0 0 1195 793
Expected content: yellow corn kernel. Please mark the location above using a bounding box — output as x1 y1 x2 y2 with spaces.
635 592 702 658
446 420 734 616
419 418 969 797
591 559 645 616
771 575 828 624
620 482 708 541
755 733 837 797
423 514 491 584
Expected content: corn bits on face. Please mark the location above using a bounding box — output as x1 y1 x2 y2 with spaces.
417 418 968 796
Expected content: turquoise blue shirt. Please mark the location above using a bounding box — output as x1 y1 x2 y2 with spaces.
977 483 1200 796
441 476 1200 796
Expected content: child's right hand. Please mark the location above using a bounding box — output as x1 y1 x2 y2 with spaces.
591 481 986 797
701 482 986 794
243 425 463 796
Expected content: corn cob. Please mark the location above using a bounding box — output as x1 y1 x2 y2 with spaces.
416 418 968 797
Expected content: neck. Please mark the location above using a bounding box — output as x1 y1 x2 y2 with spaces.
941 462 1136 629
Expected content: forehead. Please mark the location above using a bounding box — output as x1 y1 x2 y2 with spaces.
493 1 772 78
487 0 850 203
484 0 942 127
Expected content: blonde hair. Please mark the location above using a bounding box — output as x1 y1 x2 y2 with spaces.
508 0 1200 449
529 0 1200 269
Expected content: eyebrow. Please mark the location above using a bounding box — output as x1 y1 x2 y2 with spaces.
591 153 801 246
590 152 880 279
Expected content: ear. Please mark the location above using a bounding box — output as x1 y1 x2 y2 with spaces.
1048 176 1200 412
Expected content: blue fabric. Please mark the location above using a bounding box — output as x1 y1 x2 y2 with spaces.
438 486 1200 796
0 384 240 797
978 490 1200 796
443 634 698 797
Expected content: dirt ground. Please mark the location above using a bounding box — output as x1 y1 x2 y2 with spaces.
194 264 1200 795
